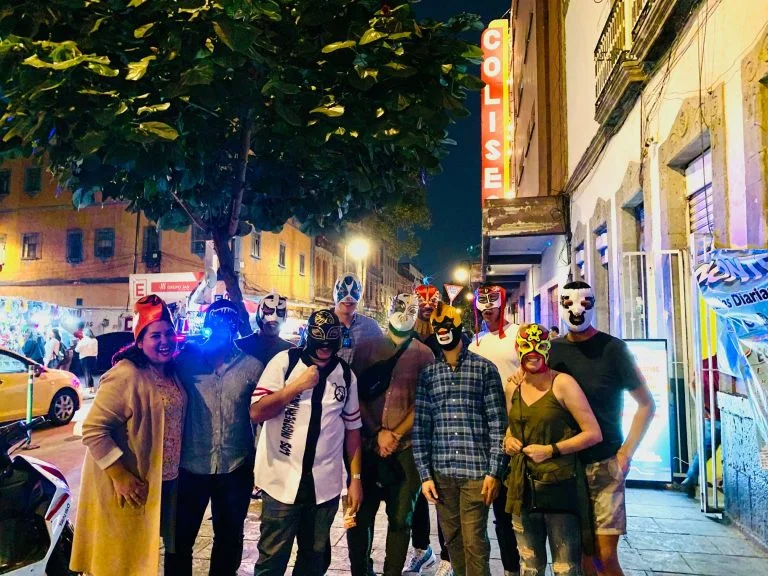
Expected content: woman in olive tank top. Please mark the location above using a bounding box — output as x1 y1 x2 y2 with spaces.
503 324 602 576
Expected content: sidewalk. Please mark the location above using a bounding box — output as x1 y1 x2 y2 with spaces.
178 488 768 575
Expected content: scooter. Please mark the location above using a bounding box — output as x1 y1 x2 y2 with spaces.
0 418 77 575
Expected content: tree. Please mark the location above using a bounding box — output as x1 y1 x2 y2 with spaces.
0 0 483 328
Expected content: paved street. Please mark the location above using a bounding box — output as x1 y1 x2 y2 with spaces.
23 408 768 576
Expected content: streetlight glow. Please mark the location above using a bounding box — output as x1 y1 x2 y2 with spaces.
453 266 469 283
347 237 370 261
454 307 463 315
465 292 475 301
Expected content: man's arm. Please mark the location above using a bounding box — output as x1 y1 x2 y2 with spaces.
616 342 656 472
483 364 509 479
249 355 318 423
343 372 364 515
413 370 433 482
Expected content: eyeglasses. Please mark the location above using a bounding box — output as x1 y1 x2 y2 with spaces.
342 326 352 348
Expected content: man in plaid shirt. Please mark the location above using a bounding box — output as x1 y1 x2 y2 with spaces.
414 303 508 576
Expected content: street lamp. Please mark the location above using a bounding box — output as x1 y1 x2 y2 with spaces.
453 266 469 283
347 237 370 262
465 291 475 301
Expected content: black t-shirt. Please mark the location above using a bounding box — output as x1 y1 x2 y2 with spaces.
236 333 294 365
549 332 644 464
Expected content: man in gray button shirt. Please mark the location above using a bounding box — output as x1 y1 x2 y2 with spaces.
166 299 264 576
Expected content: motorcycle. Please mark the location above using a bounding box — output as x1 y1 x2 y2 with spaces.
0 418 77 575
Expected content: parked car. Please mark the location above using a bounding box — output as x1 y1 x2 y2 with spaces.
0 347 82 426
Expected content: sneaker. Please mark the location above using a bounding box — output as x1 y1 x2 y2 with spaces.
403 546 437 574
434 560 454 576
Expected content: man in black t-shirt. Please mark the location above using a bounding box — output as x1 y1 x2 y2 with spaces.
550 281 655 576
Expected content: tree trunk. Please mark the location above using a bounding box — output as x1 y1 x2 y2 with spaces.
212 227 251 336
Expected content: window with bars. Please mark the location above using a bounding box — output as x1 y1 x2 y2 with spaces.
250 231 261 259
21 233 41 260
24 168 41 196
685 149 713 237
191 226 209 257
67 229 84 263
142 226 160 264
299 253 306 276
278 243 286 268
94 228 115 259
0 170 10 199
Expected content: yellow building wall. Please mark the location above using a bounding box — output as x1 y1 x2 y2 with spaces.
241 219 312 304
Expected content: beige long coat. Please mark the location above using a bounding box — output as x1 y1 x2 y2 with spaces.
70 359 183 576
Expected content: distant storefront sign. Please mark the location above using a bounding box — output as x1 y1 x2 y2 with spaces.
623 339 673 483
129 272 205 307
695 249 768 469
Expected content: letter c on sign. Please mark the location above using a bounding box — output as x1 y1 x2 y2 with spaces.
483 29 502 51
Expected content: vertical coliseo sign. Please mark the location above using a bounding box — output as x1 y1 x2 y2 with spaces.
481 19 510 203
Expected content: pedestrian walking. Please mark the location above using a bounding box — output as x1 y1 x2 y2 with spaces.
250 309 363 576
346 294 434 576
413 303 507 576
166 299 264 576
22 327 44 364
70 295 186 576
75 328 98 393
467 283 520 576
44 328 62 369
505 323 602 576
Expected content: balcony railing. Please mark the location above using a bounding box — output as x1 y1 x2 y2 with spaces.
594 0 634 101
631 0 653 32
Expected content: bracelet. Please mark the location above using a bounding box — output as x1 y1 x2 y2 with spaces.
352 473 361 480
550 443 561 458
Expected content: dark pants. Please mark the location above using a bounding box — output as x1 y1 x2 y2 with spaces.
434 473 491 576
412 491 450 561
347 448 422 576
492 480 520 572
254 491 339 576
165 461 253 576
512 511 581 576
81 356 96 389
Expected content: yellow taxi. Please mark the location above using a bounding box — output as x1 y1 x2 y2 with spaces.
0 347 82 425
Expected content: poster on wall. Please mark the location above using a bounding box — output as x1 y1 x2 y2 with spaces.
695 249 768 470
623 339 673 483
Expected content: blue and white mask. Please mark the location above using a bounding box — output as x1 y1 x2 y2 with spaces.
334 274 363 305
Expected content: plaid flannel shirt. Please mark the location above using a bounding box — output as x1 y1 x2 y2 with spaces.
413 345 508 482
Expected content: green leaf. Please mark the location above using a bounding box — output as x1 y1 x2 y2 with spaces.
127 0 147 7
23 54 85 70
388 32 412 40
89 17 106 34
309 105 345 117
359 29 387 45
137 121 179 140
180 61 214 86
137 102 171 115
383 62 417 77
75 131 107 155
461 45 483 60
134 23 155 38
275 101 302 127
256 0 282 20
457 74 485 91
126 56 156 81
321 40 357 53
235 220 253 237
87 62 120 77
212 20 256 54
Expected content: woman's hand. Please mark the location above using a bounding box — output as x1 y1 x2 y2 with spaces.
107 461 148 507
504 435 523 455
377 428 400 457
522 444 554 463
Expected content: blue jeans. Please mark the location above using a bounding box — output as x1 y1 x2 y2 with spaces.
686 419 722 482
512 512 581 576
254 491 339 576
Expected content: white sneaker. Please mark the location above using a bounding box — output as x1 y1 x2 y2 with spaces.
402 546 437 574
434 560 454 576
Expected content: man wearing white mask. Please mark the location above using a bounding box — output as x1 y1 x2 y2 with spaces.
347 294 434 576
333 273 383 365
550 281 655 576
237 292 294 365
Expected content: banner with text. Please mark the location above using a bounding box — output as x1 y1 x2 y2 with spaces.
481 19 510 203
695 249 768 469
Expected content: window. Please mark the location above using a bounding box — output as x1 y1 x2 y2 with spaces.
0 170 10 199
299 253 306 276
278 243 286 268
250 231 261 259
634 204 645 252
516 82 524 118
66 229 84 263
24 167 41 196
0 352 26 374
191 226 209 257
142 226 160 263
94 228 115 259
595 225 609 266
523 11 534 64
525 103 536 158
21 232 41 260
685 149 713 237
575 242 585 279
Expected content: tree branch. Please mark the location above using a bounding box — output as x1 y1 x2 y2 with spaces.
170 187 208 231
228 110 253 237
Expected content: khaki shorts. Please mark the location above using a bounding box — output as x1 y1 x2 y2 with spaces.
584 454 627 535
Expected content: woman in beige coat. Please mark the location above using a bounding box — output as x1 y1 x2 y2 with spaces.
71 295 187 576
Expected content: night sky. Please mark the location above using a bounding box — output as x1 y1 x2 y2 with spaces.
413 0 510 286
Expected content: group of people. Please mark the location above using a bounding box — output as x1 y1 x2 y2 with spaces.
69 272 656 576
20 323 99 390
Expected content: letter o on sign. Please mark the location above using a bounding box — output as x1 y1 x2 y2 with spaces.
483 56 501 77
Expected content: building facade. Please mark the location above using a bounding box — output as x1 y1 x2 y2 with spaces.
486 0 768 546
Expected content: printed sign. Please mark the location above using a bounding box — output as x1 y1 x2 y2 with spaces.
444 284 464 305
481 19 511 203
623 340 673 483
129 273 204 307
695 249 768 469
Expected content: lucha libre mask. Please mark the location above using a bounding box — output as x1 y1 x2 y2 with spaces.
474 284 507 339
429 303 464 351
256 292 287 330
388 294 418 335
203 299 241 348
516 324 551 372
414 284 441 320
304 309 342 357
559 283 596 333
334 274 363 306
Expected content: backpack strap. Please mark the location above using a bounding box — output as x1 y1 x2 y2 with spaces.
341 358 352 391
285 347 302 380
